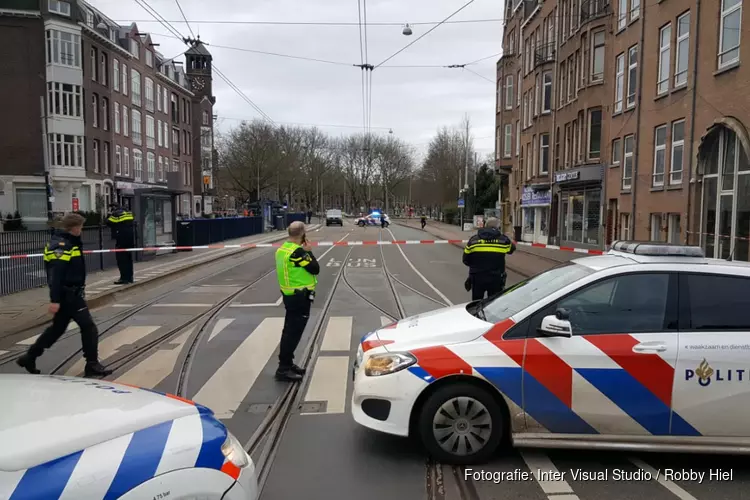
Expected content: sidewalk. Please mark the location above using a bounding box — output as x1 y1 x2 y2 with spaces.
0 224 321 338
396 219 579 278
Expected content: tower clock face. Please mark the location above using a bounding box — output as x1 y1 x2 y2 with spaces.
192 77 206 91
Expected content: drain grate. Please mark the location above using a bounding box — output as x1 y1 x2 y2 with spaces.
299 401 327 414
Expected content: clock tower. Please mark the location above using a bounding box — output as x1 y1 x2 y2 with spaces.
185 38 214 102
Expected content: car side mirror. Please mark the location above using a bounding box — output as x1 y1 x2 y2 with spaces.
538 314 572 338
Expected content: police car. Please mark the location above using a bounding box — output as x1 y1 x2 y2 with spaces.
0 374 258 499
356 212 390 227
351 241 750 464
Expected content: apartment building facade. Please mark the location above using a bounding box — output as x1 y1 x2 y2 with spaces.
0 0 215 238
496 0 750 261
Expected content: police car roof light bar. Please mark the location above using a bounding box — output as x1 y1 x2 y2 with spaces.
610 241 705 257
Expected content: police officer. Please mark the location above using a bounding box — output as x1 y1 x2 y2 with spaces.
275 221 320 382
106 203 135 284
17 213 112 377
462 217 516 301
420 215 427 230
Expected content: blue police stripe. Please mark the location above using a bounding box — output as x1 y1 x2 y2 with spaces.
103 420 174 500
195 415 227 470
670 411 702 436
10 450 83 500
577 368 677 436
476 366 598 434
407 366 434 382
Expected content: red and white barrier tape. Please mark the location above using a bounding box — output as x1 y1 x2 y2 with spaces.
0 239 606 260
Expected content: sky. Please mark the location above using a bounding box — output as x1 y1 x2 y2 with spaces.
91 0 502 160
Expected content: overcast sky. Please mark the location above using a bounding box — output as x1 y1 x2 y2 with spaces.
92 0 501 159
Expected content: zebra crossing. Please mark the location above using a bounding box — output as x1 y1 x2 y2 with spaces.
3 314 382 420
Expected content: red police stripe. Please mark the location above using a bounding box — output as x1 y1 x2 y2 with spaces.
482 319 516 345
362 339 394 352
411 345 473 380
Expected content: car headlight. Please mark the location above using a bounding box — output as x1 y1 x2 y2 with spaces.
364 352 416 376
221 431 250 469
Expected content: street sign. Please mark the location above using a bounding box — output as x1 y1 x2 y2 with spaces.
203 175 211 186
458 198 465 208
72 198 79 211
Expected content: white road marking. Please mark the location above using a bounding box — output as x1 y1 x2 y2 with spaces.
207 318 235 342
112 304 135 308
0 350 7 356
229 296 282 308
520 450 578 497
151 303 213 307
191 317 284 419
302 355 350 414
114 328 194 388
386 228 453 306
380 316 392 327
320 316 352 351
629 458 699 500
66 326 160 376
17 334 41 345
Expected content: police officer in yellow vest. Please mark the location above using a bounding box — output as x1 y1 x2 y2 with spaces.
275 221 320 382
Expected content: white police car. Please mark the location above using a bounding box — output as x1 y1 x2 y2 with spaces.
352 242 750 464
0 374 258 499
356 212 390 227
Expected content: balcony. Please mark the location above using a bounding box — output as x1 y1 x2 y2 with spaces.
580 0 611 24
535 43 556 67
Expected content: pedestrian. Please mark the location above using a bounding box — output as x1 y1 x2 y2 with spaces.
17 213 113 377
306 209 313 224
106 203 135 285
275 221 320 382
420 215 427 230
462 217 516 301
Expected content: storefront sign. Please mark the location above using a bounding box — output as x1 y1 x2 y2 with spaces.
521 187 551 206
555 164 604 185
556 170 580 182
115 181 169 192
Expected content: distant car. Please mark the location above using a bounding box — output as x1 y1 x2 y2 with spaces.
0 374 258 499
326 209 343 226
357 213 390 227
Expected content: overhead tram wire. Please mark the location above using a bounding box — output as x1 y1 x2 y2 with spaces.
357 0 367 134
174 0 195 38
121 18 506 27
363 0 373 139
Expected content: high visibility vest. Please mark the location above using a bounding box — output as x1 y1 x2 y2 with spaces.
275 241 317 295
107 210 134 224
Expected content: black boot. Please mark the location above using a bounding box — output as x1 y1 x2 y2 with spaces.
17 354 41 375
291 364 306 375
114 280 128 285
85 361 113 378
275 367 303 382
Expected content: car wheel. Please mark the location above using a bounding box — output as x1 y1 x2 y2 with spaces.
418 383 504 465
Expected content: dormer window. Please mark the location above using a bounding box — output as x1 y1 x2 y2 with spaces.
85 10 94 27
49 0 71 16
130 38 140 59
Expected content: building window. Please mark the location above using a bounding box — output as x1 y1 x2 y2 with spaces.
559 62 566 107
91 94 98 127
145 77 154 112
157 119 163 147
130 38 140 59
114 103 120 134
162 87 168 113
47 82 82 118
100 52 108 86
156 84 162 112
101 97 109 131
146 115 155 150
49 134 84 168
132 109 142 146
146 50 153 68
612 138 622 165
522 93 528 129
719 0 742 68
503 124 512 158
675 13 690 86
104 184 112 208
172 128 180 155
626 45 638 109
133 150 143 182
650 213 663 241
517 71 522 107
540 134 550 175
618 0 627 30
657 24 671 95
122 105 129 137
670 119 685 185
534 74 541 116
516 120 521 157
147 152 156 183
619 212 631 239
630 0 640 21
158 156 164 182
614 53 624 113
115 145 121 176
123 147 130 177
103 142 110 175
668 213 681 244
113 59 120 92
173 158 179 173
202 111 210 125
591 31 605 82
131 69 141 107
92 139 99 173
122 64 128 96
48 0 71 16
542 71 552 112
164 122 170 151
504 75 514 110
186 131 191 155
16 188 47 219
623 134 634 189
46 29 80 67
588 109 602 160
652 125 667 186
90 47 97 81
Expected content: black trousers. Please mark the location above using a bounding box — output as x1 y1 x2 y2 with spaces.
279 291 312 368
471 274 507 301
115 249 133 281
29 292 99 362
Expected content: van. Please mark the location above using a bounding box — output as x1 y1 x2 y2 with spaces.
326 209 343 226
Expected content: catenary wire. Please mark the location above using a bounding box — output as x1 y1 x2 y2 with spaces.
173 0 195 38
120 18 505 27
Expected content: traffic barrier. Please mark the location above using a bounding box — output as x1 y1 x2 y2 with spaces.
0 239 607 260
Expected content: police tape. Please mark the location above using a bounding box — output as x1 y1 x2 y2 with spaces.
0 239 605 260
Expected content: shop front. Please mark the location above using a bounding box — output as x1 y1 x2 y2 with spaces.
521 186 551 244
116 181 181 251
555 164 604 249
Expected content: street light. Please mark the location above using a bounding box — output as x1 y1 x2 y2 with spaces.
402 24 413 35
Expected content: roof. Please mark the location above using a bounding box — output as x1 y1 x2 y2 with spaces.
186 41 212 57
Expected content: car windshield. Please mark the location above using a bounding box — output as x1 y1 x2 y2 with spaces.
481 262 595 323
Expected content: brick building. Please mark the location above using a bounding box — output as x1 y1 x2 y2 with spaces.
496 0 750 261
0 0 215 240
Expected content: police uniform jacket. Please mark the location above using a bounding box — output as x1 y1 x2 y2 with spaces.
106 208 135 247
462 227 516 276
44 231 86 303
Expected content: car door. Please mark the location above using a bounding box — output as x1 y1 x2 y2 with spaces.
520 272 679 437
672 272 750 437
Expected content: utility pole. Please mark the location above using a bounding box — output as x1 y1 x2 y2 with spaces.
40 96 53 221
